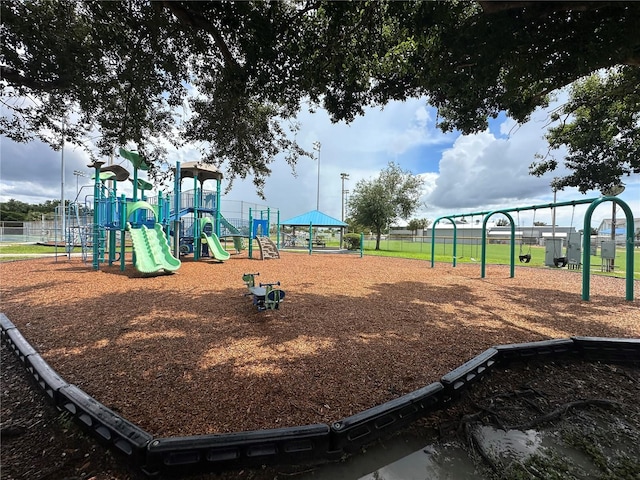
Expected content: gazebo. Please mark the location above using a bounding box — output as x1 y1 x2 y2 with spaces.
280 210 347 251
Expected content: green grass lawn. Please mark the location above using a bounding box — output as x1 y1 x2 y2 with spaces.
0 243 132 262
3 241 638 280
0 244 59 255
362 240 640 280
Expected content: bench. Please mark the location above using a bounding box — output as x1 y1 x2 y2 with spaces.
307 239 326 248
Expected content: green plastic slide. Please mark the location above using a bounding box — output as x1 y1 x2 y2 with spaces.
129 224 181 273
220 215 245 252
201 231 231 261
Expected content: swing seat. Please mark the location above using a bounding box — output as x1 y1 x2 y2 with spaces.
519 254 531 263
553 256 568 268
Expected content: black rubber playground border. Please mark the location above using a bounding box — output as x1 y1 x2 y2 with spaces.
1 311 639 478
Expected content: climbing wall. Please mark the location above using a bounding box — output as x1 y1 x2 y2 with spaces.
255 236 280 260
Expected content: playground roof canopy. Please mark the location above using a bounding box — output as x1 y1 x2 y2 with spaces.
281 210 347 227
178 161 223 182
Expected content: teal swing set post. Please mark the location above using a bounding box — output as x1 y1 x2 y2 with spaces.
430 217 458 268
480 211 516 278
582 197 635 301
430 196 634 301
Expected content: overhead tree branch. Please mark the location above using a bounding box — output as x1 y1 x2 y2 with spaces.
1 66 68 92
160 1 240 71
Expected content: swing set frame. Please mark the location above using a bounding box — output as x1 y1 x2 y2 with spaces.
430 196 636 301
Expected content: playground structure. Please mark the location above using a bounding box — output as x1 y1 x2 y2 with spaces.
242 272 285 311
431 197 636 301
64 150 281 273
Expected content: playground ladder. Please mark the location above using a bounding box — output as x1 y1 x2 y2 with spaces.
255 236 280 260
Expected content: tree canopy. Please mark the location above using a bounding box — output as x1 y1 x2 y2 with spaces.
348 162 425 250
0 199 60 221
531 69 640 193
2 1 639 194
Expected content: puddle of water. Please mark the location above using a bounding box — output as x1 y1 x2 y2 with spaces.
297 418 630 479
296 436 437 480
358 443 484 480
296 438 487 480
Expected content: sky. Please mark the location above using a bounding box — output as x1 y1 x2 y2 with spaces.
1 95 638 230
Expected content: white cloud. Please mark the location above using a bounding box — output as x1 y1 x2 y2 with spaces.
1 92 638 230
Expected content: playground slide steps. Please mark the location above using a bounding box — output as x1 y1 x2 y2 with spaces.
256 236 280 260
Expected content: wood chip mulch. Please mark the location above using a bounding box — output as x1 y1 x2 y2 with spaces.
0 253 637 439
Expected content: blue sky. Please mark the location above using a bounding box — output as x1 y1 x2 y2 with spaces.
1 95 638 229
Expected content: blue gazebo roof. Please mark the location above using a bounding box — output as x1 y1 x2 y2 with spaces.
281 210 347 227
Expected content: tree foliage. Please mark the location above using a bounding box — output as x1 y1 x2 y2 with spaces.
2 1 639 194
407 218 430 235
348 162 425 250
0 199 61 221
530 68 640 193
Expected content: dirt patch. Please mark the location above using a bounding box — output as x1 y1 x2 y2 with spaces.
433 359 640 479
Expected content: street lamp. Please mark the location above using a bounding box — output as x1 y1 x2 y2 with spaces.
340 173 349 249
313 141 321 211
73 170 88 197
340 173 349 222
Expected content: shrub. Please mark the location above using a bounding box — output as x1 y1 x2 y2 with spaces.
344 233 361 250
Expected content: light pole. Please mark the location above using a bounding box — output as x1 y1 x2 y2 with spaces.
340 173 349 222
73 170 87 198
340 173 349 248
60 120 66 244
313 141 321 211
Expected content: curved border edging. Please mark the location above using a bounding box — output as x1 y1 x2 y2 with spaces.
1 312 639 478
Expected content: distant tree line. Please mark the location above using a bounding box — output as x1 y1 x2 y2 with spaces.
0 199 61 221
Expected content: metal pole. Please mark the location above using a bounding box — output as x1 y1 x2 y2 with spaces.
610 202 616 270
60 122 65 247
313 141 321 210
340 172 349 248
552 188 556 239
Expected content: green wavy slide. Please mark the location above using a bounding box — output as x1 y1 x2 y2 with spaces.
129 224 181 273
201 231 231 261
